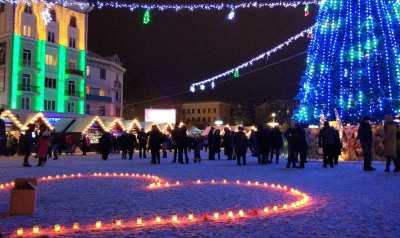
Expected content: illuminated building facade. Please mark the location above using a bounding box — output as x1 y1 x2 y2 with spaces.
0 0 90 115
86 51 125 117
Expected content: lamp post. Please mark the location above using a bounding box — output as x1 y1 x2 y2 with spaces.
272 113 276 123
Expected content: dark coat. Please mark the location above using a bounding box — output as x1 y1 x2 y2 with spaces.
318 125 335 146
256 128 270 153
99 133 112 155
137 131 148 145
214 133 221 153
270 127 283 148
148 129 163 148
234 131 249 153
284 127 296 146
358 121 373 144
293 125 308 152
223 129 234 156
126 133 137 149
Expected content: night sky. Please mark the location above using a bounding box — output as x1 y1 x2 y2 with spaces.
86 0 317 115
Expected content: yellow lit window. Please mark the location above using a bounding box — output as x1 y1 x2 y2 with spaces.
99 89 105 96
22 25 31 37
86 87 90 94
45 54 58 66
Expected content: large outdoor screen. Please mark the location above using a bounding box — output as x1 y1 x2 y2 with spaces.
145 109 176 124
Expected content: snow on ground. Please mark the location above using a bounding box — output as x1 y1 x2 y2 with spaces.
0 150 399 237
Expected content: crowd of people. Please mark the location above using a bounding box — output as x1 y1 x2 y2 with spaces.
0 106 399 172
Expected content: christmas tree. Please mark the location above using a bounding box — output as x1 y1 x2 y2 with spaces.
294 0 400 124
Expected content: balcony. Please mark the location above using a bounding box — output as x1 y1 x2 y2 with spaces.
20 60 41 71
114 81 122 88
18 84 40 93
65 90 84 98
66 68 84 76
86 94 112 102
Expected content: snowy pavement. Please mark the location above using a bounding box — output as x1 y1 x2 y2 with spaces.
0 151 399 237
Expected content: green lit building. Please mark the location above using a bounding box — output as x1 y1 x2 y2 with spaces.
0 0 90 115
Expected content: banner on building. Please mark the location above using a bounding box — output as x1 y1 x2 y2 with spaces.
0 42 5 65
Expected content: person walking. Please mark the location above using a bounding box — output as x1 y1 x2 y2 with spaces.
99 132 112 161
214 129 222 159
37 125 51 166
208 127 216 160
318 121 335 168
294 123 308 168
119 130 128 159
178 125 190 164
22 124 35 167
234 126 249 165
171 125 180 163
249 128 257 157
51 130 60 160
270 125 283 164
256 123 270 164
284 121 298 168
126 130 137 160
148 125 162 164
137 128 148 159
223 127 234 160
333 129 342 164
358 117 376 171
383 115 399 172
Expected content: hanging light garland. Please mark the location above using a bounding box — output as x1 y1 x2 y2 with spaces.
190 25 316 92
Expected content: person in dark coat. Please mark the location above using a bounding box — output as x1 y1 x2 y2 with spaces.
119 130 128 159
223 127 234 160
249 129 257 157
148 125 163 164
234 126 250 165
358 117 376 171
126 130 137 160
137 128 148 158
208 127 216 160
318 121 335 168
22 124 35 167
178 125 189 164
171 125 180 162
256 123 270 164
214 129 222 159
270 125 283 164
293 123 308 168
333 129 342 165
51 130 60 159
284 121 298 168
0 108 6 156
99 132 112 161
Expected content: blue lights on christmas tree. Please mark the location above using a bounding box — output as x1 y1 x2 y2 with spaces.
294 0 400 124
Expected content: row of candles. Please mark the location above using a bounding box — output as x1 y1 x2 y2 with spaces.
16 196 309 236
0 172 311 236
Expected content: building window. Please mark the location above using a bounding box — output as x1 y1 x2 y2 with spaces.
24 5 32 14
192 109 195 114
21 74 30 90
45 77 56 88
45 54 58 66
21 97 30 110
86 66 90 77
99 89 105 96
116 74 119 81
67 102 75 113
100 68 106 79
69 37 76 48
214 108 216 113
68 81 75 95
22 25 31 37
86 104 90 115
198 109 200 113
203 109 205 113
68 59 76 69
22 49 31 66
115 91 120 101
208 117 211 122
0 3 5 12
50 9 56 21
116 107 121 117
70 16 77 27
86 87 90 94
202 117 206 122
44 100 56 111
208 108 211 113
47 31 55 43
99 106 105 116
198 117 200 121
187 109 190 114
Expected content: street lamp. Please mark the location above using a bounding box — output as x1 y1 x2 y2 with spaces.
272 113 276 123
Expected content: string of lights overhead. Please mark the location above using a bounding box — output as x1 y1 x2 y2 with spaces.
189 25 316 92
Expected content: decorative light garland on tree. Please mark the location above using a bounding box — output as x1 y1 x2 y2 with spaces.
189 25 316 92
143 9 150 24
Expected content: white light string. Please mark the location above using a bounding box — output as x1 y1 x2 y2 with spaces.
189 24 316 92
2 0 321 11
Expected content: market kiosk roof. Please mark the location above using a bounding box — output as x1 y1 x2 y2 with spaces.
53 118 76 133
124 120 144 131
65 116 107 133
103 118 126 132
0 110 25 131
18 112 54 131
